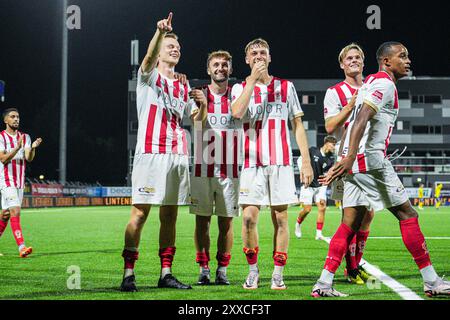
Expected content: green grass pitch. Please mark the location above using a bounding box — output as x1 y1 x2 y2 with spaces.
0 205 449 300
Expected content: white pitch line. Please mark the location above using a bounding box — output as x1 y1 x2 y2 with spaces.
369 236 450 240
321 237 424 300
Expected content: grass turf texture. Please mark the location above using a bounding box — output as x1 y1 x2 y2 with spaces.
0 205 449 300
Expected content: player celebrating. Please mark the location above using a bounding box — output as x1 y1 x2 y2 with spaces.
0 108 42 257
312 42 450 298
323 43 374 285
295 135 337 240
120 13 194 292
435 183 443 210
189 50 239 285
231 38 313 290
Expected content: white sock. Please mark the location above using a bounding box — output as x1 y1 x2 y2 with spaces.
124 268 134 278
319 269 335 285
316 230 323 237
249 263 258 273
217 266 227 274
273 265 284 277
18 244 26 252
161 267 171 279
420 265 439 283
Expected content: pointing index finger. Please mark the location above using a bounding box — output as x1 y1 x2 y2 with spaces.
167 12 173 25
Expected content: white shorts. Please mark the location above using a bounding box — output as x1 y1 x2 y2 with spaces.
330 179 344 201
132 153 190 205
1 187 24 210
239 165 299 206
299 185 328 205
190 176 240 217
343 159 408 212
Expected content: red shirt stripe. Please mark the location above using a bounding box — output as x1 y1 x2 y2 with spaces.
220 131 227 179
357 153 367 173
268 119 276 165
267 79 275 102
255 121 263 166
159 110 168 153
244 123 250 168
144 104 158 153
280 79 288 103
280 120 290 166
254 86 261 104
173 81 180 98
170 116 178 154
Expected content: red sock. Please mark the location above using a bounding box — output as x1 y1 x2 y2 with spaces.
317 222 324 231
273 252 288 266
159 247 176 269
0 219 8 237
345 235 358 271
324 223 355 273
122 249 139 269
400 217 432 269
216 252 231 267
355 230 370 266
243 247 259 265
297 216 304 224
10 216 24 247
196 251 210 268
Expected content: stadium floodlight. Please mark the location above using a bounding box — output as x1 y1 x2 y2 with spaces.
131 39 139 66
0 80 5 102
39 175 45 180
131 39 139 80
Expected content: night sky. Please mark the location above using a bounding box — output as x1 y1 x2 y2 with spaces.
1 0 449 185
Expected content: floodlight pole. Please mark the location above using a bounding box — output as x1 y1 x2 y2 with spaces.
59 0 68 184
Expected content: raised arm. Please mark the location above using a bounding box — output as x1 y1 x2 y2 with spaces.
292 117 313 187
231 60 266 119
141 12 173 73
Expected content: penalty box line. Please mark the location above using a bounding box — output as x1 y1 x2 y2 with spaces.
321 237 424 300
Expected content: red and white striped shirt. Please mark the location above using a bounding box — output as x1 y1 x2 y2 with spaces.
191 85 241 178
0 131 31 189
342 71 399 173
231 77 304 169
323 81 359 144
135 68 194 155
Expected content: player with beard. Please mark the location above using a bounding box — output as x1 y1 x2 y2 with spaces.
189 50 240 285
0 108 42 257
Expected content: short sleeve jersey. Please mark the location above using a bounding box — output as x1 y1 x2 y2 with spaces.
231 77 303 168
342 71 399 173
135 68 195 156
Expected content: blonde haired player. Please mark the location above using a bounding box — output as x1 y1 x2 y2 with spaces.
189 50 240 285
0 108 42 257
120 12 195 291
313 42 450 298
231 38 313 290
323 43 374 285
